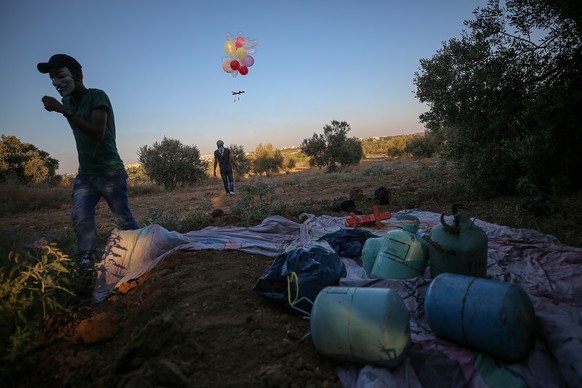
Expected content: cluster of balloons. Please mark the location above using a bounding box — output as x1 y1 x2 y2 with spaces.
222 32 257 77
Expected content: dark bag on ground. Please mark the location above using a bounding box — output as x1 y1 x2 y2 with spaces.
373 187 391 205
318 228 378 262
521 194 559 217
252 244 346 315
332 199 362 214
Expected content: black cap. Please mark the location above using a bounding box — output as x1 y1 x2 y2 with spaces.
37 54 82 74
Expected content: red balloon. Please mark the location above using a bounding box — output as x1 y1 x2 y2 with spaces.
230 60 240 70
235 36 245 48
239 66 249 75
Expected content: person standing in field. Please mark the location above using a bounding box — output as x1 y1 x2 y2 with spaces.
37 54 140 277
213 140 237 195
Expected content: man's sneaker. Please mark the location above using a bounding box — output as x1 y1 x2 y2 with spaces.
77 253 97 281
78 259 95 278
229 191 236 195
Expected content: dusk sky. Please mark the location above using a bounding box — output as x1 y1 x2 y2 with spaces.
1 0 486 174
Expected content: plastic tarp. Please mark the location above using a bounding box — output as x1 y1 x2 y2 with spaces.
93 210 582 387
94 214 346 302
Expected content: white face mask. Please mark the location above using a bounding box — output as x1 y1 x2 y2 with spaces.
51 67 76 97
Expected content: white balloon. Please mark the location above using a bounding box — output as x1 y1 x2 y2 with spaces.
244 39 258 49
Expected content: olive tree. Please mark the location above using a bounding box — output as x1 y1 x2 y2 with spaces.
252 143 284 176
414 0 582 195
300 120 363 172
228 144 252 177
0 135 59 184
138 137 208 191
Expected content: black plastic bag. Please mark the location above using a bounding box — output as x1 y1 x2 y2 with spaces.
373 187 391 205
318 228 378 261
252 243 346 315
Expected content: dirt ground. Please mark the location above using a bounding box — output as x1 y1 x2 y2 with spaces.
19 250 342 388
5 157 582 387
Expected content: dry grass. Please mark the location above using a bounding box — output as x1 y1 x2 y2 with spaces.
1 158 580 257
0 183 70 216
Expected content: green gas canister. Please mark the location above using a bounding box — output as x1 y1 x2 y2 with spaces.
361 237 383 275
310 286 411 366
426 204 488 278
370 215 429 279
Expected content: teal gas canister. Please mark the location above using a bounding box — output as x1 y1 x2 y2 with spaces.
426 204 488 278
370 215 429 279
310 287 411 367
424 273 536 362
361 237 383 275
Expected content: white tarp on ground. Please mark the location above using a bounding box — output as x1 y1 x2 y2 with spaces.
94 211 582 387
93 214 346 302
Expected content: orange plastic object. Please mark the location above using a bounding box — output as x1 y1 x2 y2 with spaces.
345 205 391 229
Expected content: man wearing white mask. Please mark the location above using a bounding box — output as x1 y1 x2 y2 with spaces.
38 54 140 279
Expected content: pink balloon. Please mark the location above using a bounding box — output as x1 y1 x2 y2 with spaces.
230 60 240 71
235 36 245 48
242 55 254 67
222 61 233 73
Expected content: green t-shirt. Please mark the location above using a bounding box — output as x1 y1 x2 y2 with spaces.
62 88 124 175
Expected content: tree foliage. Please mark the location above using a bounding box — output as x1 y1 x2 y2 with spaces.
125 164 151 185
414 0 582 195
0 135 59 184
385 136 410 158
300 120 363 172
252 143 284 176
385 133 437 159
283 155 297 173
228 144 252 177
137 137 208 191
404 133 439 159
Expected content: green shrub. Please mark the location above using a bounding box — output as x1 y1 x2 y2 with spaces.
362 164 394 176
405 133 438 158
138 137 209 191
140 204 211 233
0 239 77 381
252 143 284 176
300 120 363 172
385 136 408 158
231 180 281 225
229 144 252 177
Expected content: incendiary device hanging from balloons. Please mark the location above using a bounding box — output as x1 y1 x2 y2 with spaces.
221 31 257 78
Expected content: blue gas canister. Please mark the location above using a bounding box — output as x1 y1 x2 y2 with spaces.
310 287 411 367
424 273 536 362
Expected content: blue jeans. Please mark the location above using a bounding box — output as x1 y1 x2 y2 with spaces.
71 169 140 261
220 167 235 193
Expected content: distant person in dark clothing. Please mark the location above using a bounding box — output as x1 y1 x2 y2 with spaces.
37 54 140 277
213 140 237 195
